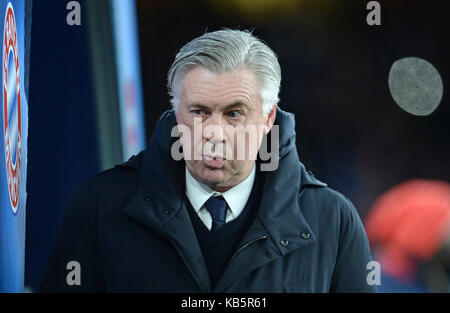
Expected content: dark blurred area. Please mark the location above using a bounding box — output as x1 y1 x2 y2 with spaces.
25 0 99 292
137 0 449 218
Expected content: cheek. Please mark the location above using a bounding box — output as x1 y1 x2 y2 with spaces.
231 129 264 159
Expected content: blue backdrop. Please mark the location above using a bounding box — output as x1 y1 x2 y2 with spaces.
24 0 99 292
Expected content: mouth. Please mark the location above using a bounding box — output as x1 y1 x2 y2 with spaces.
203 154 226 169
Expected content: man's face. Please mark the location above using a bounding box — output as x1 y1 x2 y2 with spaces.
175 67 276 192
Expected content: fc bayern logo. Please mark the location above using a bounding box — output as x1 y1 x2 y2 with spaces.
2 3 21 215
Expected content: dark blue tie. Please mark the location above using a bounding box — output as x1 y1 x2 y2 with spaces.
204 196 227 231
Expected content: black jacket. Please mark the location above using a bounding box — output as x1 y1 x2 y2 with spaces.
40 108 376 292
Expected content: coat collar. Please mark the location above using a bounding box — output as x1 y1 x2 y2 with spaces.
118 108 327 292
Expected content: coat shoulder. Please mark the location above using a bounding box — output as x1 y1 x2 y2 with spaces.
300 184 363 236
82 166 137 196
84 152 144 192
302 184 358 214
71 153 143 210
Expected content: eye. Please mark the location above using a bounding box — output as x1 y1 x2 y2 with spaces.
227 110 242 118
191 109 205 116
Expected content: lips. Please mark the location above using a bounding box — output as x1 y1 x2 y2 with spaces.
203 154 226 169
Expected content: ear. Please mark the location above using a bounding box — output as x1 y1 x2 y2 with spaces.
263 104 277 135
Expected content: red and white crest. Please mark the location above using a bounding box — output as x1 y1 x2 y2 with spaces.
3 3 21 214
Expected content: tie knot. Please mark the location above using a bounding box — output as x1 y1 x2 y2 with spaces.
204 196 227 231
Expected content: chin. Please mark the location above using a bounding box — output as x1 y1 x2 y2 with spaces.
197 166 228 186
200 168 225 183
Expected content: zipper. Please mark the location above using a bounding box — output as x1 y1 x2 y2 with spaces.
231 235 269 261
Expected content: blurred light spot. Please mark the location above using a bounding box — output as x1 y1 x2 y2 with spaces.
388 57 443 116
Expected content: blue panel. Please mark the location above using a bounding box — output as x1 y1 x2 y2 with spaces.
111 0 146 160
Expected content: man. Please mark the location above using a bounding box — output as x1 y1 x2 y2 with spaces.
41 29 376 292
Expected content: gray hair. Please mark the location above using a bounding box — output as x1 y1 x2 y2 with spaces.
167 29 281 116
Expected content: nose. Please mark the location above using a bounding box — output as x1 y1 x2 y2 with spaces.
203 113 226 144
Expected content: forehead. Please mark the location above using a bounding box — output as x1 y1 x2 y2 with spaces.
180 67 261 109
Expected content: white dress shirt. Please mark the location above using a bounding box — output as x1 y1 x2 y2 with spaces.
185 164 256 230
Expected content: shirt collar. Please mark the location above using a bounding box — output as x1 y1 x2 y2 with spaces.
185 163 256 217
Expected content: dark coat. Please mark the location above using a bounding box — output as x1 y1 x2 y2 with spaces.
40 108 376 293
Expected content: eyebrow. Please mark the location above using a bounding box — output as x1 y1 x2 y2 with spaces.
188 101 252 111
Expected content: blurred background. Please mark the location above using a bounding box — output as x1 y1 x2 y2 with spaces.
22 0 449 292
